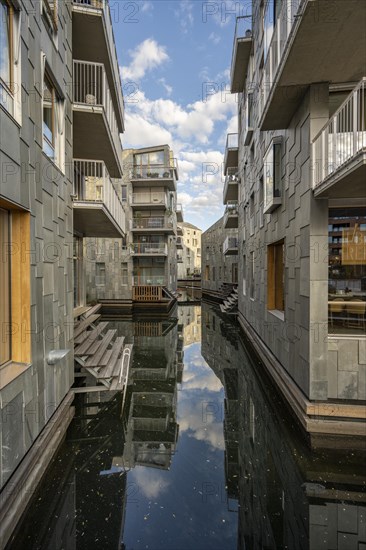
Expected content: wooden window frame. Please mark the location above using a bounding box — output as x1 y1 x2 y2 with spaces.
0 201 31 370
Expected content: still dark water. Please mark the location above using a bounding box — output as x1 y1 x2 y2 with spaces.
7 304 366 550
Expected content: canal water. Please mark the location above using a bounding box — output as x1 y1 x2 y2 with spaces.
7 304 366 550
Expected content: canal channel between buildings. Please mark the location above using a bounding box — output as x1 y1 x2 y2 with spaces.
7 304 366 550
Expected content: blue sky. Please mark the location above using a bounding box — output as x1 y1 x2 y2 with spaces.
112 0 248 230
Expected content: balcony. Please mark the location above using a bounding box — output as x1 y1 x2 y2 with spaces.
72 159 125 237
177 253 183 263
73 60 122 177
312 79 366 198
223 201 239 229
131 243 168 256
177 226 183 236
130 161 178 191
230 15 253 93
71 0 124 133
223 168 239 204
260 0 366 130
176 236 183 249
132 275 167 286
131 217 176 234
176 203 184 223
131 192 168 209
224 134 239 174
223 236 238 256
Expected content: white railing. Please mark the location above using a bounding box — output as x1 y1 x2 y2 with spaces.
223 236 238 254
131 217 174 230
73 60 122 157
131 243 168 255
261 0 303 117
176 203 183 215
226 133 239 150
73 159 125 234
132 275 167 286
131 192 168 207
312 78 366 189
72 0 125 124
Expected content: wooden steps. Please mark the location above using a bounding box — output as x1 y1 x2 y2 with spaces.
74 311 133 396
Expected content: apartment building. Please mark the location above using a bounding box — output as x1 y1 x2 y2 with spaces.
224 0 366 441
0 0 126 543
84 145 180 310
201 217 239 297
177 221 202 279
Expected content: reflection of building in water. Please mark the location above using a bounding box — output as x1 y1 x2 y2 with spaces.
179 305 202 347
8 393 128 550
121 318 180 470
201 303 366 550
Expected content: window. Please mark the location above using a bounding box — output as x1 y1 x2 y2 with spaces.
263 138 282 214
249 192 255 235
259 177 264 228
73 237 83 307
328 206 366 336
212 267 216 282
0 0 21 120
121 262 128 285
250 251 255 299
242 255 246 296
42 0 57 34
0 0 13 92
264 0 282 61
96 262 106 286
219 266 222 280
121 185 127 202
0 209 11 365
205 265 210 281
43 74 55 159
267 240 285 312
42 63 65 170
197 248 201 256
0 207 31 370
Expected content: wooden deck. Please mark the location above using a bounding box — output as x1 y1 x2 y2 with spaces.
73 305 133 399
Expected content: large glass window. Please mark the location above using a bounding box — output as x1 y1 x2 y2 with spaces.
0 0 12 89
267 240 285 313
0 208 11 366
263 138 282 214
328 206 366 335
263 0 282 61
43 74 55 159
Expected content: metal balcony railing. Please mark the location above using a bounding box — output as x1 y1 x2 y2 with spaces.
260 0 303 117
225 201 239 215
131 243 168 255
72 0 125 123
130 161 178 180
226 133 239 150
73 159 125 234
131 217 175 230
131 193 168 207
230 15 252 86
312 78 366 189
73 60 122 156
222 236 238 254
223 168 239 202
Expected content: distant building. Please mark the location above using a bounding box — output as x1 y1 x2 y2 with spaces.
177 222 202 279
85 145 180 309
201 217 238 297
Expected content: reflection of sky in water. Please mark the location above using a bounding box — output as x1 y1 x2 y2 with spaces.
123 342 237 550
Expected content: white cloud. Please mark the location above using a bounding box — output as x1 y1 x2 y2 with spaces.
158 78 173 97
124 113 173 148
133 468 170 498
208 32 221 45
175 0 194 34
121 39 169 81
140 0 153 13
